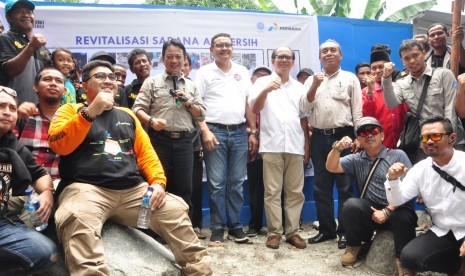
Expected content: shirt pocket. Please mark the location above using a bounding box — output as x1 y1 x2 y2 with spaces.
428 80 443 96
151 86 172 109
331 83 350 101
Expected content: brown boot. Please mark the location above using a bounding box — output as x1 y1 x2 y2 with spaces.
340 245 361 266
395 257 414 276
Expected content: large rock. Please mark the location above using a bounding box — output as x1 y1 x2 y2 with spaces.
39 221 181 276
365 230 396 275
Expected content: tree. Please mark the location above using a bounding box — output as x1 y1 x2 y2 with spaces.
257 0 438 23
145 0 261 10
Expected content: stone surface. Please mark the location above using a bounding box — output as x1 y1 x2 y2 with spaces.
365 230 397 275
38 221 181 276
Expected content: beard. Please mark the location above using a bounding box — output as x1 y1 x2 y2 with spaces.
43 95 62 105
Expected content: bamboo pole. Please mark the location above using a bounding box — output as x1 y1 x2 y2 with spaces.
451 0 463 78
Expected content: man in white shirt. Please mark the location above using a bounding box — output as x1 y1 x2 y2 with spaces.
249 47 310 250
385 116 465 274
304 39 362 249
195 33 257 245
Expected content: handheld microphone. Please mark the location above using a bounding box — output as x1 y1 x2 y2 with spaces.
170 72 188 102
172 72 178 90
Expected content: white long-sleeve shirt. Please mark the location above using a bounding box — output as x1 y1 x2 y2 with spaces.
385 150 465 240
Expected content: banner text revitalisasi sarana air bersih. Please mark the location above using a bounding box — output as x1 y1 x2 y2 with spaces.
75 36 258 47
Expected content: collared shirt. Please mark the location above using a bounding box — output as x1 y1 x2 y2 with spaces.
340 146 412 205
195 61 251 125
0 29 51 104
248 73 311 155
304 68 362 129
382 66 464 142
425 45 465 74
15 105 60 180
133 71 205 132
385 150 465 240
125 79 143 109
362 83 408 149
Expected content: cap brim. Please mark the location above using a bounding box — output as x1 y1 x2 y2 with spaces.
7 0 35 14
356 123 382 134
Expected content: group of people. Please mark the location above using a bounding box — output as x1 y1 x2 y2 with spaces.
0 0 464 275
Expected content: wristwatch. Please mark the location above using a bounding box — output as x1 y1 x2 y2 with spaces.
332 141 343 152
250 129 259 136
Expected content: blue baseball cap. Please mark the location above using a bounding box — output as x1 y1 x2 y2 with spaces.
5 0 35 15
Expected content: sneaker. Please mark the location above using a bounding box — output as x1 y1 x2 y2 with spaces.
227 228 249 244
194 227 206 240
246 228 258 237
210 229 224 244
266 234 282 249
395 258 413 276
286 233 306 249
340 245 361 266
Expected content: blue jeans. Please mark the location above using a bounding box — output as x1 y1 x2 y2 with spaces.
203 124 248 231
0 219 57 275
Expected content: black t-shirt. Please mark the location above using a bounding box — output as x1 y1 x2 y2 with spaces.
0 29 51 104
0 141 37 216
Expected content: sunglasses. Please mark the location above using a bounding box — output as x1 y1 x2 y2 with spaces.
87 72 117 82
0 86 17 99
420 132 452 143
358 128 381 137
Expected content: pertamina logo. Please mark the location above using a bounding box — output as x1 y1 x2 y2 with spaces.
256 21 301 33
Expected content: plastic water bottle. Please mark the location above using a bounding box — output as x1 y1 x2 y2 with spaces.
137 186 154 229
25 189 48 231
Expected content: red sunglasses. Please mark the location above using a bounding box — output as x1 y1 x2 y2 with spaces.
358 128 381 137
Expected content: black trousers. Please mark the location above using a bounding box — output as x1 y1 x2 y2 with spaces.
151 134 194 219
311 128 354 236
191 150 204 229
401 230 464 274
341 198 417 257
247 158 264 231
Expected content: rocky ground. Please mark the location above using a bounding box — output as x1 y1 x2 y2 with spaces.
198 211 445 276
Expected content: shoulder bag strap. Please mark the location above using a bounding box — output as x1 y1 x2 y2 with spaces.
360 158 382 199
416 68 436 115
431 164 465 193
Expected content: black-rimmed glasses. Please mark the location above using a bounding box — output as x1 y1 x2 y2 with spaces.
86 72 117 82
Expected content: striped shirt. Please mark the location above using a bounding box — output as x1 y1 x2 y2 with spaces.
340 146 411 205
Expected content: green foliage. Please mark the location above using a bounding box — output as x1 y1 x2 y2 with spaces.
145 0 261 10
256 0 280 12
304 0 437 22
384 0 437 22
363 0 382 19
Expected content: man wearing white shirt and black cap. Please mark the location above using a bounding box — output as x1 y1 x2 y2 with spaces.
249 46 311 250
385 115 465 274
